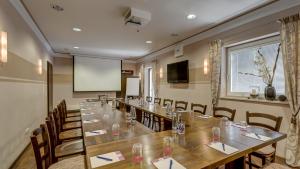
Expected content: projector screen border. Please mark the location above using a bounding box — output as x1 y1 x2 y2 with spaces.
72 56 122 92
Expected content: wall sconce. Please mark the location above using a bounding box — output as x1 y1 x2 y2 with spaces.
0 31 7 63
38 59 42 75
204 59 208 75
159 67 163 78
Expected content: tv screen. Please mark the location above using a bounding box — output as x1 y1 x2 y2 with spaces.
167 60 189 83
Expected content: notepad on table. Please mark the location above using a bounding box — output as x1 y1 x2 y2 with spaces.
208 142 239 155
244 132 271 141
197 115 212 119
152 157 186 169
83 119 99 124
85 130 106 137
90 151 125 168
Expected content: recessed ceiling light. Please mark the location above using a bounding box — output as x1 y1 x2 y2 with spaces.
73 46 79 49
187 14 196 20
73 27 82 32
146 41 152 44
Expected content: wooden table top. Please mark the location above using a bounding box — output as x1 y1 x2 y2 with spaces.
81 104 154 147
82 102 286 169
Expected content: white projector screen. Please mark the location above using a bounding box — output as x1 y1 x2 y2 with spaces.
73 56 121 92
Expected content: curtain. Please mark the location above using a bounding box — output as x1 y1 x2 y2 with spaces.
151 60 158 98
140 64 145 98
209 40 222 107
281 14 300 167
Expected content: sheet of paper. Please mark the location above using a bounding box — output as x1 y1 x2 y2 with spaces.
90 151 125 168
83 119 99 124
152 157 186 169
82 112 95 116
197 115 212 119
244 132 272 141
208 142 239 155
231 123 249 129
85 130 106 137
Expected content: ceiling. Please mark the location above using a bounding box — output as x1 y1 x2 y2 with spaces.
22 0 272 59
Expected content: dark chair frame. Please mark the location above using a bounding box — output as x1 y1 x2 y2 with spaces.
246 111 283 169
213 106 236 121
154 98 161 105
175 101 188 111
163 99 173 107
191 103 207 115
146 96 152 103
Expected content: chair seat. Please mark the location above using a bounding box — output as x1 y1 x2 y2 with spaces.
67 112 81 117
49 155 85 169
67 109 80 113
65 116 81 123
55 139 84 158
263 163 291 169
63 122 82 130
255 145 276 155
59 128 82 140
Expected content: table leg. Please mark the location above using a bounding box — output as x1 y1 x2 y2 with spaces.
225 156 245 169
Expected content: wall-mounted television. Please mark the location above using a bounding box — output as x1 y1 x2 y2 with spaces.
167 60 189 83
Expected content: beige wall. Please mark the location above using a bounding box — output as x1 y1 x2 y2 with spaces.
138 9 297 158
0 1 52 169
53 57 137 109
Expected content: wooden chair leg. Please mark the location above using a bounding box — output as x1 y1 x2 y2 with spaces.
248 154 252 169
262 156 266 166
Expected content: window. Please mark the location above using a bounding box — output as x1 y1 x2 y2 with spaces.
226 35 285 97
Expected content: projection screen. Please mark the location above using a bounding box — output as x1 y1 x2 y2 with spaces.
73 56 121 92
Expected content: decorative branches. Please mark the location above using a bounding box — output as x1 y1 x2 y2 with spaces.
238 43 281 86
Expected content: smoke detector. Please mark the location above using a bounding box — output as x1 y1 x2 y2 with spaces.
124 8 151 28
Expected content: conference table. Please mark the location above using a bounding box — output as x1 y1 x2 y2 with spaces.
80 101 286 169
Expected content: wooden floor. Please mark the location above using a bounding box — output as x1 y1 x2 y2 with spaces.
10 144 295 169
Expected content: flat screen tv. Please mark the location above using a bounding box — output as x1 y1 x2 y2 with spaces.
167 60 189 83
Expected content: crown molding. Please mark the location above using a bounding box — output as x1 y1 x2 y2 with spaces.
9 0 55 56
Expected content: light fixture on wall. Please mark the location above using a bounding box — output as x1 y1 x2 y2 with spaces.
204 58 208 75
0 31 7 63
159 67 163 78
38 59 42 75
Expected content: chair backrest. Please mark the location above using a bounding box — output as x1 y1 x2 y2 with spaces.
31 124 51 169
163 99 173 107
52 108 62 136
213 106 236 121
175 101 188 111
191 103 207 115
45 117 59 162
146 96 152 103
246 111 283 132
154 98 161 105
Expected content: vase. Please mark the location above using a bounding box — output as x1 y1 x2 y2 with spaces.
264 84 276 100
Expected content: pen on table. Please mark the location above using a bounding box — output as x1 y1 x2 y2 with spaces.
97 156 113 161
169 159 173 169
222 143 226 151
255 133 261 139
90 131 99 134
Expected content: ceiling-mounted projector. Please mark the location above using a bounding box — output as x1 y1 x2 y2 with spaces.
124 7 151 27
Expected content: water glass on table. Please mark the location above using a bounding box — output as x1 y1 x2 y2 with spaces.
112 123 120 136
163 136 173 157
212 127 221 143
132 143 143 164
240 121 248 132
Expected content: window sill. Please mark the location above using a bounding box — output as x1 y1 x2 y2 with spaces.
219 96 289 106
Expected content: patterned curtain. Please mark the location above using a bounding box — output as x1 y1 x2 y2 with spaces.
280 14 300 167
209 40 222 107
140 64 145 98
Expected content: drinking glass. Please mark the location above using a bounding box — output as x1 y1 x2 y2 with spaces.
131 106 137 125
132 143 143 163
220 117 229 126
177 121 185 135
212 127 221 142
240 121 248 132
163 136 173 157
112 123 120 136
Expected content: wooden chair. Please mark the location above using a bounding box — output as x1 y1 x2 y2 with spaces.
152 115 163 132
30 124 85 169
175 101 188 111
57 107 81 130
163 99 173 107
62 99 81 117
45 117 84 163
58 103 81 123
213 106 236 121
246 111 283 169
51 111 82 143
142 111 152 128
146 96 152 103
154 98 161 105
191 103 207 115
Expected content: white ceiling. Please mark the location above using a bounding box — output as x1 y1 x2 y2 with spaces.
22 0 272 59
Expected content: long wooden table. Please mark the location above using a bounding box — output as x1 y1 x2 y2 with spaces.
82 101 286 169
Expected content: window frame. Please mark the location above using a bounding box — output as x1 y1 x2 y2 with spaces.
225 34 284 97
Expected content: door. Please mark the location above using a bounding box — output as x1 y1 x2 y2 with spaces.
47 61 53 114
